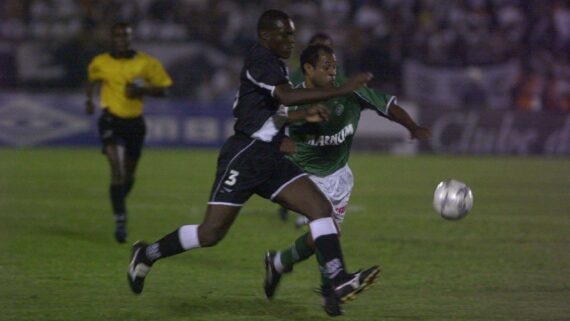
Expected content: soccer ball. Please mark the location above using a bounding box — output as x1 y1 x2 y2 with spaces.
433 179 473 220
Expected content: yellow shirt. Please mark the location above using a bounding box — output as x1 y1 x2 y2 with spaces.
88 52 173 118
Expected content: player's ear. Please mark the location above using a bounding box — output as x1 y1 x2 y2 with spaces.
258 30 270 41
303 63 314 76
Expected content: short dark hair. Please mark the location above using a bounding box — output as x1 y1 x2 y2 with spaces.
257 9 290 32
300 44 334 74
308 32 333 46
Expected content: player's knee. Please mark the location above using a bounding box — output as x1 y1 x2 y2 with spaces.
198 225 226 247
111 174 125 185
200 235 222 247
307 201 334 220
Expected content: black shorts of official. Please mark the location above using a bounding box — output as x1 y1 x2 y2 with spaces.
208 134 307 207
97 109 146 159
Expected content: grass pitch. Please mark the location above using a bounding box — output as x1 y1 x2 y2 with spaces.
0 148 569 321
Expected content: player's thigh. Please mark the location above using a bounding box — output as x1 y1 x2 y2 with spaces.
310 165 354 223
123 116 146 160
207 136 260 207
332 165 354 223
254 153 305 201
273 175 333 221
98 110 119 153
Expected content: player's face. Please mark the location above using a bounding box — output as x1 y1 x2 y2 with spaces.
111 26 132 53
266 19 296 59
309 51 337 88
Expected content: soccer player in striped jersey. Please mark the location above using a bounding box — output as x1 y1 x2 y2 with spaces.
264 44 431 314
85 22 173 243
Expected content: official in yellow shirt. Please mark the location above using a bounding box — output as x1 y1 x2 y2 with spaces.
85 22 173 243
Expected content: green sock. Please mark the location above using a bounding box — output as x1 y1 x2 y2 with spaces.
279 232 315 272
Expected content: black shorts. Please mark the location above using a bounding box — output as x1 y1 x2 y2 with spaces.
97 109 146 159
208 134 306 206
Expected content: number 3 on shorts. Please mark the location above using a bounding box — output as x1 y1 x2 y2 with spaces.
224 170 239 186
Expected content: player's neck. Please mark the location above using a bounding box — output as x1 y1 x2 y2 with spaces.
257 42 282 59
303 78 315 89
111 49 136 59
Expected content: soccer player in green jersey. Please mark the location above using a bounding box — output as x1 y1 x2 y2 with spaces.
264 44 431 315
279 32 383 223
278 33 344 222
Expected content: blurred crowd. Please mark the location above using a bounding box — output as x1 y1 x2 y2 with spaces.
0 0 569 111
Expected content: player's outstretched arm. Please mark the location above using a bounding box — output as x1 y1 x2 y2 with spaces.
388 104 431 140
274 72 373 106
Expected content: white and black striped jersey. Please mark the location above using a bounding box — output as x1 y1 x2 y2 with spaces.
232 44 290 143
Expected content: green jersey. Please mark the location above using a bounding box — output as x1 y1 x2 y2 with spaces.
288 82 396 176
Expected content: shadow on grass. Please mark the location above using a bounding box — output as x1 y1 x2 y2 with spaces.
35 224 113 245
164 296 332 321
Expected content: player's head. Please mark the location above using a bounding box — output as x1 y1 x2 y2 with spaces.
111 22 132 53
257 9 295 59
300 44 337 88
308 32 334 47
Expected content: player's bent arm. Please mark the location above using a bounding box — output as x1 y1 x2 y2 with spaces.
388 104 431 140
85 80 102 115
140 85 170 97
279 136 297 155
274 72 373 106
286 104 329 123
126 84 171 99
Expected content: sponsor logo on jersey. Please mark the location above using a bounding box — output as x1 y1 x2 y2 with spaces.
305 124 354 146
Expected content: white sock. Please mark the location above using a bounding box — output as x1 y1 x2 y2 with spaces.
273 252 286 274
309 217 337 240
178 224 201 250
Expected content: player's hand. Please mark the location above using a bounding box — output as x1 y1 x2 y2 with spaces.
341 72 374 94
126 83 144 99
85 99 95 115
279 136 297 155
410 125 431 140
304 104 330 122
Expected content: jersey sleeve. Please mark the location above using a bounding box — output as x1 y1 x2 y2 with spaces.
354 87 396 116
143 57 173 87
87 56 104 82
245 58 289 97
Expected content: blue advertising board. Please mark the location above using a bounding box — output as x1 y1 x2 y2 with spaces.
0 93 235 148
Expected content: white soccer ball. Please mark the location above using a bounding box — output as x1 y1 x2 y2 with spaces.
433 179 474 220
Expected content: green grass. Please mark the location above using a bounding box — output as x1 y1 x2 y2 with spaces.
1 148 569 321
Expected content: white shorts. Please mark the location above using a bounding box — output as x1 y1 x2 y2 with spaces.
309 164 354 224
